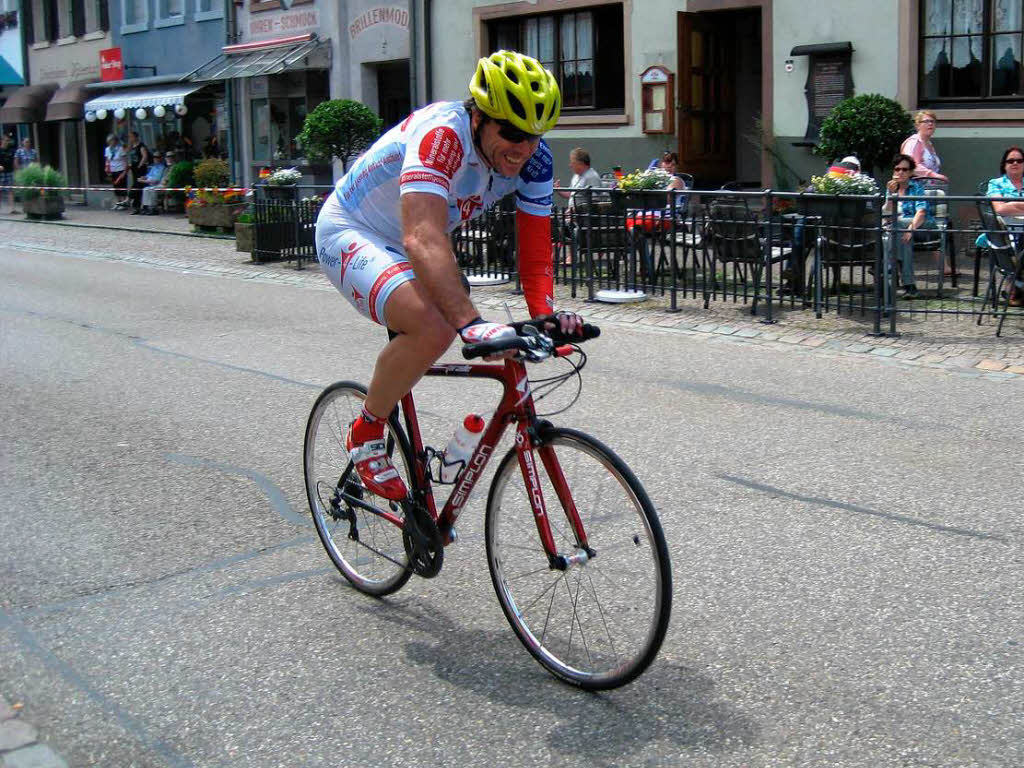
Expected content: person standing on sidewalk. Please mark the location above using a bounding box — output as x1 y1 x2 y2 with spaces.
14 137 37 171
0 135 16 214
126 132 151 213
105 134 129 209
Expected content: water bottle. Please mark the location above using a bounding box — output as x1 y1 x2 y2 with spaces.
440 414 486 483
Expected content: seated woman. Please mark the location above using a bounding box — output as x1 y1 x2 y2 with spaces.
884 153 936 299
659 152 689 191
977 145 1024 305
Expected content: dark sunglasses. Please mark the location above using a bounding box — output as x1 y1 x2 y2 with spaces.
1005 158 1024 165
893 166 912 172
495 120 541 144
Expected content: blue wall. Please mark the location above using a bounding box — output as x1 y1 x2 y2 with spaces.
109 2 224 78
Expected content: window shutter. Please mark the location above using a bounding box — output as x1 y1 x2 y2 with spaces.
45 0 59 42
99 0 109 32
23 1 35 45
72 0 85 37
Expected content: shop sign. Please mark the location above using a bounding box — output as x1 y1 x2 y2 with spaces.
349 7 409 39
249 8 319 38
100 47 124 82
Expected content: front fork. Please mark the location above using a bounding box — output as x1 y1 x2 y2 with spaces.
514 420 594 570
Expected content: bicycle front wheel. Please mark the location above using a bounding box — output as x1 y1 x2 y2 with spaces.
304 381 412 596
485 427 672 690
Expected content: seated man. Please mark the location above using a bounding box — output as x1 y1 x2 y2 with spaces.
133 150 168 215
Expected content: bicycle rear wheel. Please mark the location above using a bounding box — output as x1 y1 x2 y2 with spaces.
304 381 412 596
485 427 671 690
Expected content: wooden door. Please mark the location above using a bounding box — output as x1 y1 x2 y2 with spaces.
677 12 736 188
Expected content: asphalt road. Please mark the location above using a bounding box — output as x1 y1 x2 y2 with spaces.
1 237 1021 768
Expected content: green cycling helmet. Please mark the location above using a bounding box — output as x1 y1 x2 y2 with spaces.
469 50 561 136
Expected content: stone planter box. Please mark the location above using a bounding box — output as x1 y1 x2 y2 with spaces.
261 184 298 202
187 203 246 230
23 196 65 220
235 221 254 253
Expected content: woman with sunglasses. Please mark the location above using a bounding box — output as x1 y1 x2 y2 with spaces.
883 153 936 299
314 50 583 500
980 146 1024 306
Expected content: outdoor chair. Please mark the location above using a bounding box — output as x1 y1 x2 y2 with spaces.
702 200 790 317
811 202 879 304
912 180 956 289
573 199 631 287
975 198 1023 337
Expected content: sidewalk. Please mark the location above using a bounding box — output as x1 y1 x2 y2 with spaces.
0 694 67 768
3 205 1023 381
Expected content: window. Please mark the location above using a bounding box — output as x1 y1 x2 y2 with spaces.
84 0 110 33
488 4 624 113
920 0 1024 103
155 0 184 27
250 71 328 164
121 0 147 32
195 0 223 21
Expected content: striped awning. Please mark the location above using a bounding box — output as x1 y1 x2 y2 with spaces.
83 82 204 114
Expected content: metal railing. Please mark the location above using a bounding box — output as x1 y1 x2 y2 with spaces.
245 184 1021 335
459 187 1023 336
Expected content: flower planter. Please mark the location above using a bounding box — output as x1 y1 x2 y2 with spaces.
23 196 65 220
235 221 254 253
163 193 185 213
188 202 246 230
261 185 298 202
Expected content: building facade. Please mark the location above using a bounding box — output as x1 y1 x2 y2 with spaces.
0 0 112 189
428 0 1024 197
205 0 416 187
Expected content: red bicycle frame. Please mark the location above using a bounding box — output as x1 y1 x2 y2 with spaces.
396 356 590 560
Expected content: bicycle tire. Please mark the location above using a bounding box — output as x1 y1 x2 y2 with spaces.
485 427 672 690
304 381 413 596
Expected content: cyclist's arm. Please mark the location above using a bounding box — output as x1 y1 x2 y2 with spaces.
516 140 556 318
516 209 554 318
401 191 480 330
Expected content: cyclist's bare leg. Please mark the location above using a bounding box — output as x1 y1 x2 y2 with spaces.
363 279 455 419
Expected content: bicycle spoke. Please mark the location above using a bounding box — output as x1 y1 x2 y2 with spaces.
486 429 671 689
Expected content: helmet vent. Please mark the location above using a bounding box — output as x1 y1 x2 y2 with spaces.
507 93 526 120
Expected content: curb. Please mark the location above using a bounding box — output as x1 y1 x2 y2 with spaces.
0 696 67 768
7 233 1024 382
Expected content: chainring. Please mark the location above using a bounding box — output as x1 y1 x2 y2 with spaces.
402 501 444 578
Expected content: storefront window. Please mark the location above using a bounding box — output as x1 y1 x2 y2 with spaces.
249 70 328 165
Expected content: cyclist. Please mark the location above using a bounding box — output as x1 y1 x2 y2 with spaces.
315 50 583 501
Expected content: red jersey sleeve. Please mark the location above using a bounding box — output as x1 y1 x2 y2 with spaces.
516 209 553 318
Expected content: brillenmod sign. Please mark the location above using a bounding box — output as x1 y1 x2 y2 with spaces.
349 6 409 39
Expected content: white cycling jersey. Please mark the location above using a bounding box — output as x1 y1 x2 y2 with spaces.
325 100 553 240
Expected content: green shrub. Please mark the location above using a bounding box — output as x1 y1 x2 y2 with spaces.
193 157 230 188
14 163 68 201
296 99 383 171
165 161 194 203
235 211 254 224
814 94 914 178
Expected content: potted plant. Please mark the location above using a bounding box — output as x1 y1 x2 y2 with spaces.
801 170 880 221
296 99 383 171
15 163 67 220
814 93 914 178
163 160 195 212
234 209 254 253
613 167 671 210
262 167 302 202
186 158 246 230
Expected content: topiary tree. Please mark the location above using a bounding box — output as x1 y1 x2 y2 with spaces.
296 99 383 171
814 93 914 178
193 157 230 188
